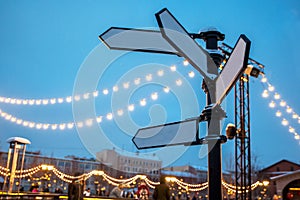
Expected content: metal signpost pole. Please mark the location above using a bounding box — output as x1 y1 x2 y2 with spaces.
199 29 225 200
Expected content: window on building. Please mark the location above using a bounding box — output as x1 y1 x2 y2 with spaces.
276 167 280 171
291 166 294 171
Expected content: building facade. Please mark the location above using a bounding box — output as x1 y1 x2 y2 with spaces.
96 149 162 181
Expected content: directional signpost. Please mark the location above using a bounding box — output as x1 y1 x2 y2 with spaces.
99 8 251 200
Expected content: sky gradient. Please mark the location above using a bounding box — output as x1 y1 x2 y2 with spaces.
0 0 299 170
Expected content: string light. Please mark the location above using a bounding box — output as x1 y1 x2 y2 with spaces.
260 74 300 143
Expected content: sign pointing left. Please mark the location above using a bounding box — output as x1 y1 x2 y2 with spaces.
99 27 179 55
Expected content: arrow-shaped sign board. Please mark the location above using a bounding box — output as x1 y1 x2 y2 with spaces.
155 8 218 80
215 34 251 105
132 118 199 150
99 27 179 55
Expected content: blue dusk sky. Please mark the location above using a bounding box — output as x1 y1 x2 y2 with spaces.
0 0 299 170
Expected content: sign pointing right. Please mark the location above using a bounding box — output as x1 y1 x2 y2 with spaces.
215 34 251 105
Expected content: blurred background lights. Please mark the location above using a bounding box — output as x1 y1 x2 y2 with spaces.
281 119 289 126
151 92 158 100
269 101 276 108
183 60 189 66
170 65 176 71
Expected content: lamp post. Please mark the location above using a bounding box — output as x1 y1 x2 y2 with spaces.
3 137 31 193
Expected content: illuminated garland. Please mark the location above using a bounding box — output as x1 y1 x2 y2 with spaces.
0 164 262 193
0 62 194 106
260 75 300 142
0 62 195 131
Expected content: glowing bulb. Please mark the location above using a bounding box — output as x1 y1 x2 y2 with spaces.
286 107 293 113
83 93 90 99
281 119 289 126
106 113 113 120
96 116 102 123
280 100 286 107
269 101 276 108
128 104 135 111
22 100 28 105
274 93 280 100
170 65 176 72
262 90 269 98
10 117 16 122
176 79 182 86
67 123 74 129
29 122 35 128
268 85 275 92
51 124 58 130
103 89 109 95
289 127 295 133
36 100 41 105
77 122 83 128
140 99 147 106
292 114 298 119
43 124 49 130
261 77 267 83
188 71 195 78
295 135 300 140
50 99 56 104
16 119 23 124
157 70 164 77
29 100 35 105
275 111 282 117
163 87 170 93
5 115 12 120
85 119 93 126
66 97 72 103
117 109 124 116
113 86 119 92
59 124 66 130
123 82 130 89
0 97 3 102
16 100 22 105
151 93 158 100
42 99 49 105
93 91 99 97
183 60 189 66
10 99 16 104
134 78 141 85
23 121 29 127
58 98 64 103
36 124 42 129
146 74 152 81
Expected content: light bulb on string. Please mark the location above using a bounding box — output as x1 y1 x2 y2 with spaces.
176 79 182 86
106 113 113 120
281 119 289 126
280 100 286 107
134 78 141 85
188 71 195 78
93 91 99 97
96 116 102 123
140 99 147 106
112 86 119 92
269 101 276 108
289 127 295 133
102 89 109 95
170 65 176 72
268 85 275 92
286 107 293 113
151 93 158 100
145 74 152 81
274 93 280 100
128 104 135 112
295 135 300 140
261 76 267 83
163 87 170 93
183 60 189 66
292 113 298 119
275 111 282 117
123 82 130 89
117 109 124 116
157 70 164 77
262 90 269 98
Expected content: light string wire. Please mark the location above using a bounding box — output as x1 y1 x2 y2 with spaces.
0 61 197 131
0 164 261 192
260 75 300 143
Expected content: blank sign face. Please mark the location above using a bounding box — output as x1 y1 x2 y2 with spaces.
99 27 178 54
132 119 199 149
156 8 218 80
215 35 251 105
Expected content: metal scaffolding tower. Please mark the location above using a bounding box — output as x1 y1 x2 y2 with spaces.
235 75 251 200
219 43 264 200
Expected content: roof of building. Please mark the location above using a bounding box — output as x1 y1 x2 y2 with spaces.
260 159 300 172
